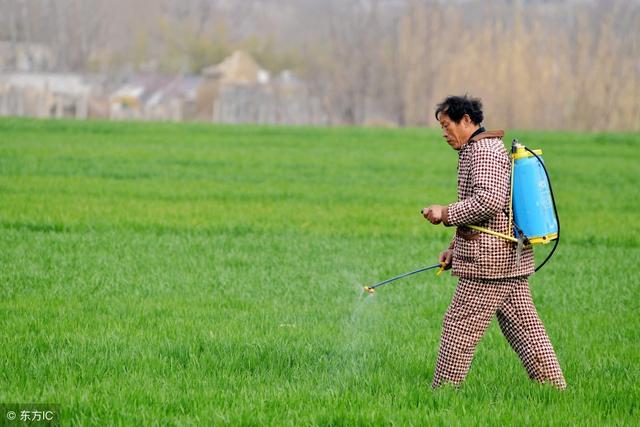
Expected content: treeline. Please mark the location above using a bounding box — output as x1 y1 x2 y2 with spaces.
0 0 638 131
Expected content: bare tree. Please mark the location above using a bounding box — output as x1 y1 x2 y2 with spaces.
0 0 638 130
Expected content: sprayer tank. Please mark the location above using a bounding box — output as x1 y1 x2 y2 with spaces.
511 147 558 244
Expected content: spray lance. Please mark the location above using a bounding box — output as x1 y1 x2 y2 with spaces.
362 139 560 295
362 261 447 294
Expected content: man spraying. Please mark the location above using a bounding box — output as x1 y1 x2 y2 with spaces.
423 95 566 389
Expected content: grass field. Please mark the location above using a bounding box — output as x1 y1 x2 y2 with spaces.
0 118 638 426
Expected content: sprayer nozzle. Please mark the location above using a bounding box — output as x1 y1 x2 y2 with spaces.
363 286 376 294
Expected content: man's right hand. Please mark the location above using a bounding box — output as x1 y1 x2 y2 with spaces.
439 249 453 270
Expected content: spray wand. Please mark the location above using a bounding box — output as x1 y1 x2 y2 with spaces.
363 261 447 294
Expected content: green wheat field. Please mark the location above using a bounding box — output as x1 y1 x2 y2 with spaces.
0 119 638 426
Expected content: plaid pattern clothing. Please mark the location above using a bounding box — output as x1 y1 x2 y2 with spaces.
443 130 535 279
432 277 566 389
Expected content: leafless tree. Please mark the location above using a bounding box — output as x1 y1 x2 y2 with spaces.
0 0 638 130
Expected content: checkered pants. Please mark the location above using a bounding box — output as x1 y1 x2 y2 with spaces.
432 277 566 389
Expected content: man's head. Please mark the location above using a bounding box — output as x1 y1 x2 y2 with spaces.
435 95 483 150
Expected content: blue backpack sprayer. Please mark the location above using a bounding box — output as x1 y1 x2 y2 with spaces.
363 139 559 294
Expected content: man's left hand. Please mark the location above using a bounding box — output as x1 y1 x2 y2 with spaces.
423 205 446 225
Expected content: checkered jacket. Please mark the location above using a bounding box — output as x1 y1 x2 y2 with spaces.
442 130 535 279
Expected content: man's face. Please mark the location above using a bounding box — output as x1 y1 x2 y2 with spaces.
438 113 474 150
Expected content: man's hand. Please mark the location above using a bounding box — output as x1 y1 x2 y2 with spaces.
422 205 446 225
439 249 453 270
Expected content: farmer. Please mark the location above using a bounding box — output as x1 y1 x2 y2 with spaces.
422 95 566 389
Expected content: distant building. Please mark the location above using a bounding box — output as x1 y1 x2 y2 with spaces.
145 75 202 121
0 50 329 125
0 73 94 119
110 75 173 120
200 50 328 125
201 50 270 85
109 75 202 121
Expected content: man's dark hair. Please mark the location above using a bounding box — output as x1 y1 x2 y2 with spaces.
435 95 484 124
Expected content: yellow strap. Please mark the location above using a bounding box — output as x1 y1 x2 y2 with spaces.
468 225 519 243
509 152 515 235
457 144 519 245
